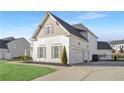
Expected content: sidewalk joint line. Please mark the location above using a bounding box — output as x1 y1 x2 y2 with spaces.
80 70 94 81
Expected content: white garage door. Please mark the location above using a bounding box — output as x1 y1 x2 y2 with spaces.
71 49 84 64
84 51 89 62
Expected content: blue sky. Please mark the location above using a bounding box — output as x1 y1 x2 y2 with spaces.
0 11 124 41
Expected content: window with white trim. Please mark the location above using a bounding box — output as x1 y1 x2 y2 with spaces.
52 45 62 58
37 47 46 58
45 24 53 34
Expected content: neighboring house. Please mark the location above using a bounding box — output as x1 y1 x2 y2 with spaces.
0 37 30 59
97 41 113 60
0 37 14 59
109 40 124 53
31 12 112 64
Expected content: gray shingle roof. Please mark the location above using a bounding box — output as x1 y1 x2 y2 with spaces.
49 12 88 41
72 23 98 38
0 37 15 49
72 23 88 31
109 40 124 45
1 37 15 41
97 41 112 50
0 40 9 49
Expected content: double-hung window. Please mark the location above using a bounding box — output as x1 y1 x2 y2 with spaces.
45 24 53 35
52 45 62 59
37 47 46 58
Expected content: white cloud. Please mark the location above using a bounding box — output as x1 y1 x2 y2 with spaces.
78 12 107 20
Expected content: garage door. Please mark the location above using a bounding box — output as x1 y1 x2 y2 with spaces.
84 51 89 62
71 49 84 64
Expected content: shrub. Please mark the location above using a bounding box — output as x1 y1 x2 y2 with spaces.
61 46 68 64
23 56 32 61
114 56 117 61
13 56 32 61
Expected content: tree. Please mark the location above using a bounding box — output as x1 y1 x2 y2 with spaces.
119 48 124 53
114 55 117 61
61 46 68 64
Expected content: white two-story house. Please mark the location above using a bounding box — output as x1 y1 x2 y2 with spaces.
109 40 124 53
31 12 112 64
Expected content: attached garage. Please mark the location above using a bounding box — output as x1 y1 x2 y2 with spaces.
84 51 89 62
70 48 84 64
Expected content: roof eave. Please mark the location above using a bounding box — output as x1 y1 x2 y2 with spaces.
98 49 113 50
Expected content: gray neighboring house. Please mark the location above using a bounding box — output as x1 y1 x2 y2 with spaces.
0 37 30 59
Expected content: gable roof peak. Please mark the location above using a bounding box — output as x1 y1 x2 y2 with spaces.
31 12 88 41
45 11 54 17
45 11 51 15
48 12 88 41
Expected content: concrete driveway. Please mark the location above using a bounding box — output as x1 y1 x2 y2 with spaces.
83 66 124 81
33 61 124 81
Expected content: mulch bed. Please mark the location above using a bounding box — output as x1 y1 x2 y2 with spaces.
22 61 71 67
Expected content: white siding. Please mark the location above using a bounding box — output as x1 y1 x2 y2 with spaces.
97 50 112 55
70 49 84 64
111 44 124 53
87 32 97 61
32 35 69 64
69 35 89 64
32 31 99 64
32 34 90 64
97 49 112 60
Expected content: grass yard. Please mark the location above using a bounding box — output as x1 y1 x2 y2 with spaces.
0 60 56 81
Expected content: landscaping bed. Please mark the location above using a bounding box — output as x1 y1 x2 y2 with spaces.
23 61 71 67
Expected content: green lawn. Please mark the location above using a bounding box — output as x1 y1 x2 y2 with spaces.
0 60 56 81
